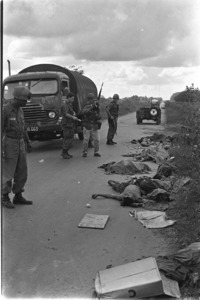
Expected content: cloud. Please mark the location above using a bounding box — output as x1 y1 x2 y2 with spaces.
3 0 200 100
4 0 200 67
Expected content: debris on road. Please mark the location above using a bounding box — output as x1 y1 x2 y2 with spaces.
78 214 109 229
94 243 200 298
156 242 200 293
169 243 200 266
146 188 170 202
131 133 176 147
94 257 181 299
92 175 186 211
131 210 176 228
123 143 169 164
38 159 44 163
98 159 151 175
153 163 176 179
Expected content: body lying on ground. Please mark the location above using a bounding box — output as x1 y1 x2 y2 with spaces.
92 183 148 207
92 178 170 208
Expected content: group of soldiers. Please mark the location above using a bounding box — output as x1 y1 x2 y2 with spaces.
60 91 120 158
2 86 120 209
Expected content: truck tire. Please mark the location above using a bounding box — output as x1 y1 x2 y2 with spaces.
150 108 158 116
137 118 142 124
78 132 84 140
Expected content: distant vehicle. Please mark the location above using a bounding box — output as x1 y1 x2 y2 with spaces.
136 98 161 125
160 101 165 109
3 64 98 141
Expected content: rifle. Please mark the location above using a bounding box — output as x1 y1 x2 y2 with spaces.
93 82 104 129
97 82 104 100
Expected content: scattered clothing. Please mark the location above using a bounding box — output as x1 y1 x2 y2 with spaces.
99 159 151 175
132 210 176 228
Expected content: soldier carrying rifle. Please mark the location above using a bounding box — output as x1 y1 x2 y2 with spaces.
106 94 119 145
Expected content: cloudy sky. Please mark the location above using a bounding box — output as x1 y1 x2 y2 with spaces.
3 0 200 99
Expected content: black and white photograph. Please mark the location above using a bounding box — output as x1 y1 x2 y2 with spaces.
1 0 200 299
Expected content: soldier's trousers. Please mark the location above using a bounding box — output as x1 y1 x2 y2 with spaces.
62 128 74 150
2 137 27 194
83 127 100 154
107 118 117 141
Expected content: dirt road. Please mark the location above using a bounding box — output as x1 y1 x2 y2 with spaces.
2 110 173 298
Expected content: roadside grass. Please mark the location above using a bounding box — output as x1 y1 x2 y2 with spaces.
165 100 200 245
164 100 200 297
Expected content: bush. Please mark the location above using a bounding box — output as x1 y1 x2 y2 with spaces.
165 86 200 297
174 85 200 102
165 86 200 247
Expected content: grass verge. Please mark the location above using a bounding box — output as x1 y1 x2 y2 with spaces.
161 100 200 297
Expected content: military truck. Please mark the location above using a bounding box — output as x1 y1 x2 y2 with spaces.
3 64 98 141
136 98 161 125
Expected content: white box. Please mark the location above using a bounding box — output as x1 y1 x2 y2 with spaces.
95 257 180 299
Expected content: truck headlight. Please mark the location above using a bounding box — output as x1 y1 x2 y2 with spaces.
49 111 56 118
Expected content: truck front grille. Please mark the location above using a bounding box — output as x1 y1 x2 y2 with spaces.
22 104 48 121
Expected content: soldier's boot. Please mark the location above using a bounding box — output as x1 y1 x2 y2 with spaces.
61 149 71 159
111 140 117 144
13 193 33 205
66 150 73 158
106 139 114 145
2 194 15 209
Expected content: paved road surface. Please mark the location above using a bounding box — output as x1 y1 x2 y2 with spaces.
2 110 172 298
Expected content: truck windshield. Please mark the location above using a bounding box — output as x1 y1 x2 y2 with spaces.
3 79 58 100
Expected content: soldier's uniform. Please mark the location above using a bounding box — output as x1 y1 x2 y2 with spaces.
81 93 102 157
2 86 32 208
61 100 76 158
106 94 119 145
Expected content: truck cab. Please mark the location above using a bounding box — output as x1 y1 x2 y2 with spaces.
2 64 98 141
3 72 70 140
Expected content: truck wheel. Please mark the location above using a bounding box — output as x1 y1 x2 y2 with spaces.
78 132 84 140
137 118 142 124
150 108 158 117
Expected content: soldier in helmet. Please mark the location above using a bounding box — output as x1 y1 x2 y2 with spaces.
60 91 81 159
80 93 102 157
2 86 33 208
106 93 119 145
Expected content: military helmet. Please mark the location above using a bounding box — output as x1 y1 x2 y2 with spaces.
64 87 69 95
113 94 119 100
66 92 75 99
87 93 95 99
13 86 31 101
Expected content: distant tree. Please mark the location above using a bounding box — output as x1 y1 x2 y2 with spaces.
170 92 180 101
174 84 200 102
68 65 84 75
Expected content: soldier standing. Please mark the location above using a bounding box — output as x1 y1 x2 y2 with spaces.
2 86 33 209
80 93 102 157
60 92 81 159
106 94 119 145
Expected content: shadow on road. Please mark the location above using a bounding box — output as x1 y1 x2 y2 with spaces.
30 136 83 153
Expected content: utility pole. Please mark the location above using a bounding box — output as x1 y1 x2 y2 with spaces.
7 59 11 76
